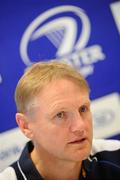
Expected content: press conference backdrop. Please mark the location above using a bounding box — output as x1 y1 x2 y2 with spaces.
0 0 120 171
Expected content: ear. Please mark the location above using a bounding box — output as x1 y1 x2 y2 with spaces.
16 113 33 139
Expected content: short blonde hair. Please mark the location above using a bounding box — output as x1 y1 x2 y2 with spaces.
15 60 89 113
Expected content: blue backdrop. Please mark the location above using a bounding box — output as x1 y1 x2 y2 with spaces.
0 0 120 139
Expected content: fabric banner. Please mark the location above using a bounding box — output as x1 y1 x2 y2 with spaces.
0 1 120 169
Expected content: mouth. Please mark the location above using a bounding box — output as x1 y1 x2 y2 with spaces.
68 138 87 144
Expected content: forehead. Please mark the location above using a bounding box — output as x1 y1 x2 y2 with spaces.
37 79 89 107
26 79 90 115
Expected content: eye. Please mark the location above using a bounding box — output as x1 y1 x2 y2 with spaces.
79 105 88 113
56 111 65 119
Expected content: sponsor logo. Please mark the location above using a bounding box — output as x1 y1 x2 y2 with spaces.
93 109 115 128
20 5 106 77
0 145 21 161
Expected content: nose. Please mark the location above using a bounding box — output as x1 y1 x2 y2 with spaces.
69 112 85 135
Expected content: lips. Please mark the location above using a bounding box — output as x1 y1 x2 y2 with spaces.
68 137 86 144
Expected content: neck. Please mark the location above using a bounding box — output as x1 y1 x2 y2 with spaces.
31 147 82 180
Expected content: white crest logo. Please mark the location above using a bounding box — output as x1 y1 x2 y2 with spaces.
20 5 105 77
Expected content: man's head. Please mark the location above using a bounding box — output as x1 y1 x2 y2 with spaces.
15 60 93 162
15 60 89 114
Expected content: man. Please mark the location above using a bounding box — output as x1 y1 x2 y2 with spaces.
0 60 120 179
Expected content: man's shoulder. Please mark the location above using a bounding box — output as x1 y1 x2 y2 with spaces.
92 139 120 155
83 139 120 179
91 139 120 171
0 166 17 180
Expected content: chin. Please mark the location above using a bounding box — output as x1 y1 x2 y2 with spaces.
68 151 90 162
75 148 91 161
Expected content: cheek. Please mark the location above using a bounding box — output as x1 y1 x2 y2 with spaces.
88 116 93 127
86 115 93 133
34 127 67 153
32 122 65 143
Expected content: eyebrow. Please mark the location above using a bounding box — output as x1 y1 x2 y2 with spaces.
47 100 91 115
